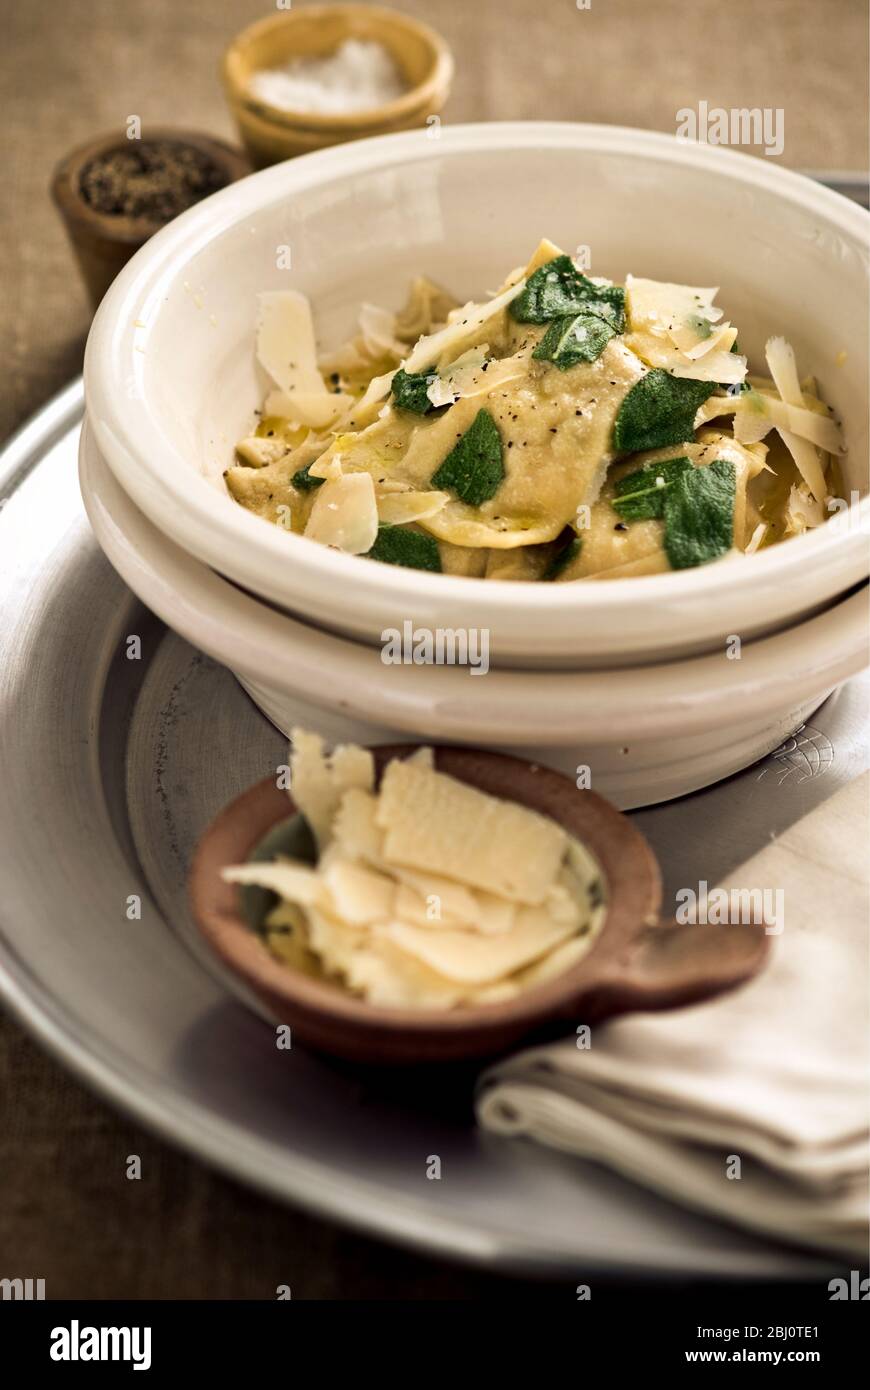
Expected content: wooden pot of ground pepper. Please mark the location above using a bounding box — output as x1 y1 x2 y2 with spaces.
51 130 250 308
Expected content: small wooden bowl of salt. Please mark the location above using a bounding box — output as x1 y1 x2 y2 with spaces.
221 4 454 167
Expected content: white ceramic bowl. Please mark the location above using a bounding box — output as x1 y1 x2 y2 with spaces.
84 123 870 669
80 419 869 809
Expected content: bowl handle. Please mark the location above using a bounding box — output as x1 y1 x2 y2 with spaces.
579 919 771 1020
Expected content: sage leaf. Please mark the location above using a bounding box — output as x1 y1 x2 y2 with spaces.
367 524 442 572
430 408 504 506
663 459 736 570
532 312 615 368
613 369 716 454
612 456 692 520
511 254 626 330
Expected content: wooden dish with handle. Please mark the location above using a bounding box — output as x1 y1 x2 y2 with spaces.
189 746 769 1065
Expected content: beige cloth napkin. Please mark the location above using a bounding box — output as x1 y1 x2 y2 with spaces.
478 774 870 1258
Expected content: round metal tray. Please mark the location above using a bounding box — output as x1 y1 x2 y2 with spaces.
0 382 865 1279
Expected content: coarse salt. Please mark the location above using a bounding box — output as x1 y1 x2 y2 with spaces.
248 38 407 116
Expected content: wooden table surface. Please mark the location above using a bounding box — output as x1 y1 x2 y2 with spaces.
1 0 867 1298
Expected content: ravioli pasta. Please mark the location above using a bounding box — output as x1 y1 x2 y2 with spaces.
227 242 846 580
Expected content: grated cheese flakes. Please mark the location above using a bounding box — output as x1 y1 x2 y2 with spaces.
256 291 328 397
379 907 578 987
303 472 379 554
289 728 374 848
375 758 568 905
222 735 607 1010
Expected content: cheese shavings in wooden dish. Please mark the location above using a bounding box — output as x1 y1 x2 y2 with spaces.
221 730 607 1010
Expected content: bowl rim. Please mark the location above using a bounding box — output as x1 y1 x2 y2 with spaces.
85 120 870 625
222 3 455 134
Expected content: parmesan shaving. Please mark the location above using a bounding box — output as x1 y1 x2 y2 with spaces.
694 386 844 455
670 350 747 385
321 858 395 926
330 744 377 798
316 341 371 378
693 395 740 428
379 909 577 987
222 860 326 908
358 302 406 359
393 877 516 935
264 389 354 429
289 729 374 849
375 759 567 905
307 456 344 482
626 276 723 337
394 277 460 342
332 788 384 863
425 347 488 408
304 906 368 976
303 472 379 553
256 291 328 397
391 867 480 924
733 390 844 456
349 368 397 423
394 883 452 928
427 351 526 407
764 337 829 500
341 936 465 1010
406 747 435 769
625 277 745 384
223 735 606 1010
471 891 517 936
672 320 738 359
625 332 747 385
513 934 593 988
402 278 526 375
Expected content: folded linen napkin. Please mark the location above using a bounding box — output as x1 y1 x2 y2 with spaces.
477 773 870 1258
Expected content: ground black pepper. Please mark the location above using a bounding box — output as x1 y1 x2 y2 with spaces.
79 140 228 221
